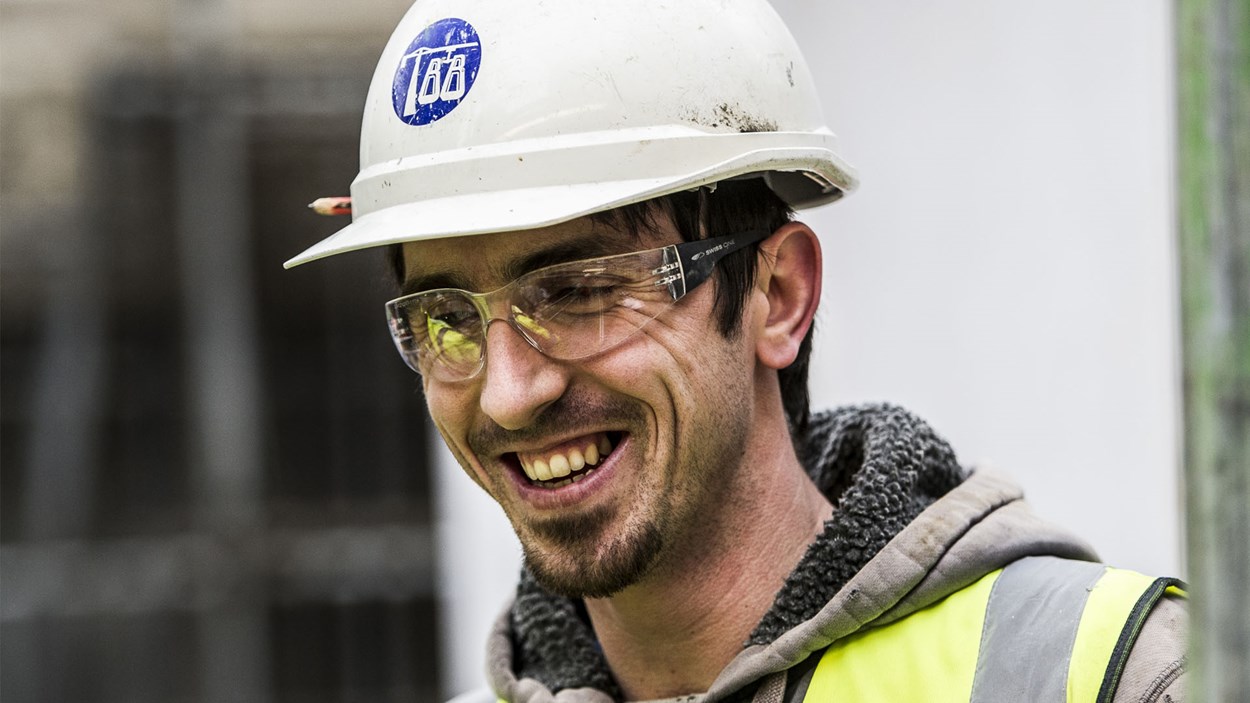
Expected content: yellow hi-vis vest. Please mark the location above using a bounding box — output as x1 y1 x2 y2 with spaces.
803 556 1185 703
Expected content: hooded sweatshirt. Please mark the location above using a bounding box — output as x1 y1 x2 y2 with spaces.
474 405 1186 703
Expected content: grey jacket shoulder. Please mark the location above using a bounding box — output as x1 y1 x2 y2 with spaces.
1113 594 1188 703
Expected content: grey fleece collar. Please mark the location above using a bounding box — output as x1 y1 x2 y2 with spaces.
507 404 968 700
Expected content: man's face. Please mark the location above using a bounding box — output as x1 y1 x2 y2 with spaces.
401 215 760 598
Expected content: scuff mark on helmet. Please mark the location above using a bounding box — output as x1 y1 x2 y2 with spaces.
680 103 779 132
715 103 778 133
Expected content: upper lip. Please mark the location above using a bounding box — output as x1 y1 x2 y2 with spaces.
496 430 616 459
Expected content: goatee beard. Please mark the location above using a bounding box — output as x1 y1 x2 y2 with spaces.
520 505 665 599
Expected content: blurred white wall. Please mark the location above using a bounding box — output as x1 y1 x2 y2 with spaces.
435 1 1181 696
776 0 1181 578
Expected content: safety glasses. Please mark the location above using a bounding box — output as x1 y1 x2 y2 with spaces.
385 229 771 382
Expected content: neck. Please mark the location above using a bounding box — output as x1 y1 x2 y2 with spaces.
583 400 832 700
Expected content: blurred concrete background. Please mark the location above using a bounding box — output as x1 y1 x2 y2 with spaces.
2 1 442 701
1 1 1181 701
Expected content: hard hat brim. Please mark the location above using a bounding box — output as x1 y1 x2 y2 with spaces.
284 141 856 269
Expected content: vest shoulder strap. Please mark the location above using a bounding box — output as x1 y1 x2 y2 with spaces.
801 556 1181 703
1078 572 1187 703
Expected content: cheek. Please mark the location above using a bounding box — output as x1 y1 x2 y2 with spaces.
595 309 745 428
424 377 475 426
424 384 490 484
649 307 750 393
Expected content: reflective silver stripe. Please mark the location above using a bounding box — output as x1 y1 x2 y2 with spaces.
969 556 1107 702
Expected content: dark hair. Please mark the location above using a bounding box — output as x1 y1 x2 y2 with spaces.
386 177 815 443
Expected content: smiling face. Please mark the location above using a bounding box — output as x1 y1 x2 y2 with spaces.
402 215 762 598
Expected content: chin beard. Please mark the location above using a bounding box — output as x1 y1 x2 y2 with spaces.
519 505 665 599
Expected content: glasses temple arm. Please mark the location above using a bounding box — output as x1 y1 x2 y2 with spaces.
673 229 773 293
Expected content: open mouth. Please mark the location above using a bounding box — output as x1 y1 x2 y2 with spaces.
509 432 623 489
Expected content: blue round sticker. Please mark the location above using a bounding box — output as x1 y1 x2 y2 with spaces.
392 18 482 126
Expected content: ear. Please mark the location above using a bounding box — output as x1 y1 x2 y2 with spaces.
754 223 822 370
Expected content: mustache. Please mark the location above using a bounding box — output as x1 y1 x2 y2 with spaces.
469 389 645 456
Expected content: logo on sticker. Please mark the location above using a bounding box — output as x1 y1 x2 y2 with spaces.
392 18 482 126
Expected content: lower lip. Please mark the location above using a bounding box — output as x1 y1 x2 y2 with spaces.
510 435 628 510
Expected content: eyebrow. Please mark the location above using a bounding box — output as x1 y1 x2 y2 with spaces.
401 236 636 296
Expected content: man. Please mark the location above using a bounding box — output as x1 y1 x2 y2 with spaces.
286 1 1187 701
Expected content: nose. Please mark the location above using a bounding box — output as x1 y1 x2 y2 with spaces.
477 319 570 430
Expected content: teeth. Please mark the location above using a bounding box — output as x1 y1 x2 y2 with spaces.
549 454 570 478
518 433 616 486
527 465 598 487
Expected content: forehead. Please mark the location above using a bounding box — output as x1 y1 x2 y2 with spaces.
399 214 676 294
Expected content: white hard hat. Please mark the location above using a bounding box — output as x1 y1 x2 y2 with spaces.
284 0 857 269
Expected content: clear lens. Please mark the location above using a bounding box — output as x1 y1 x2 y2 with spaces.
516 263 675 356
387 247 681 381
387 230 770 381
387 290 486 380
